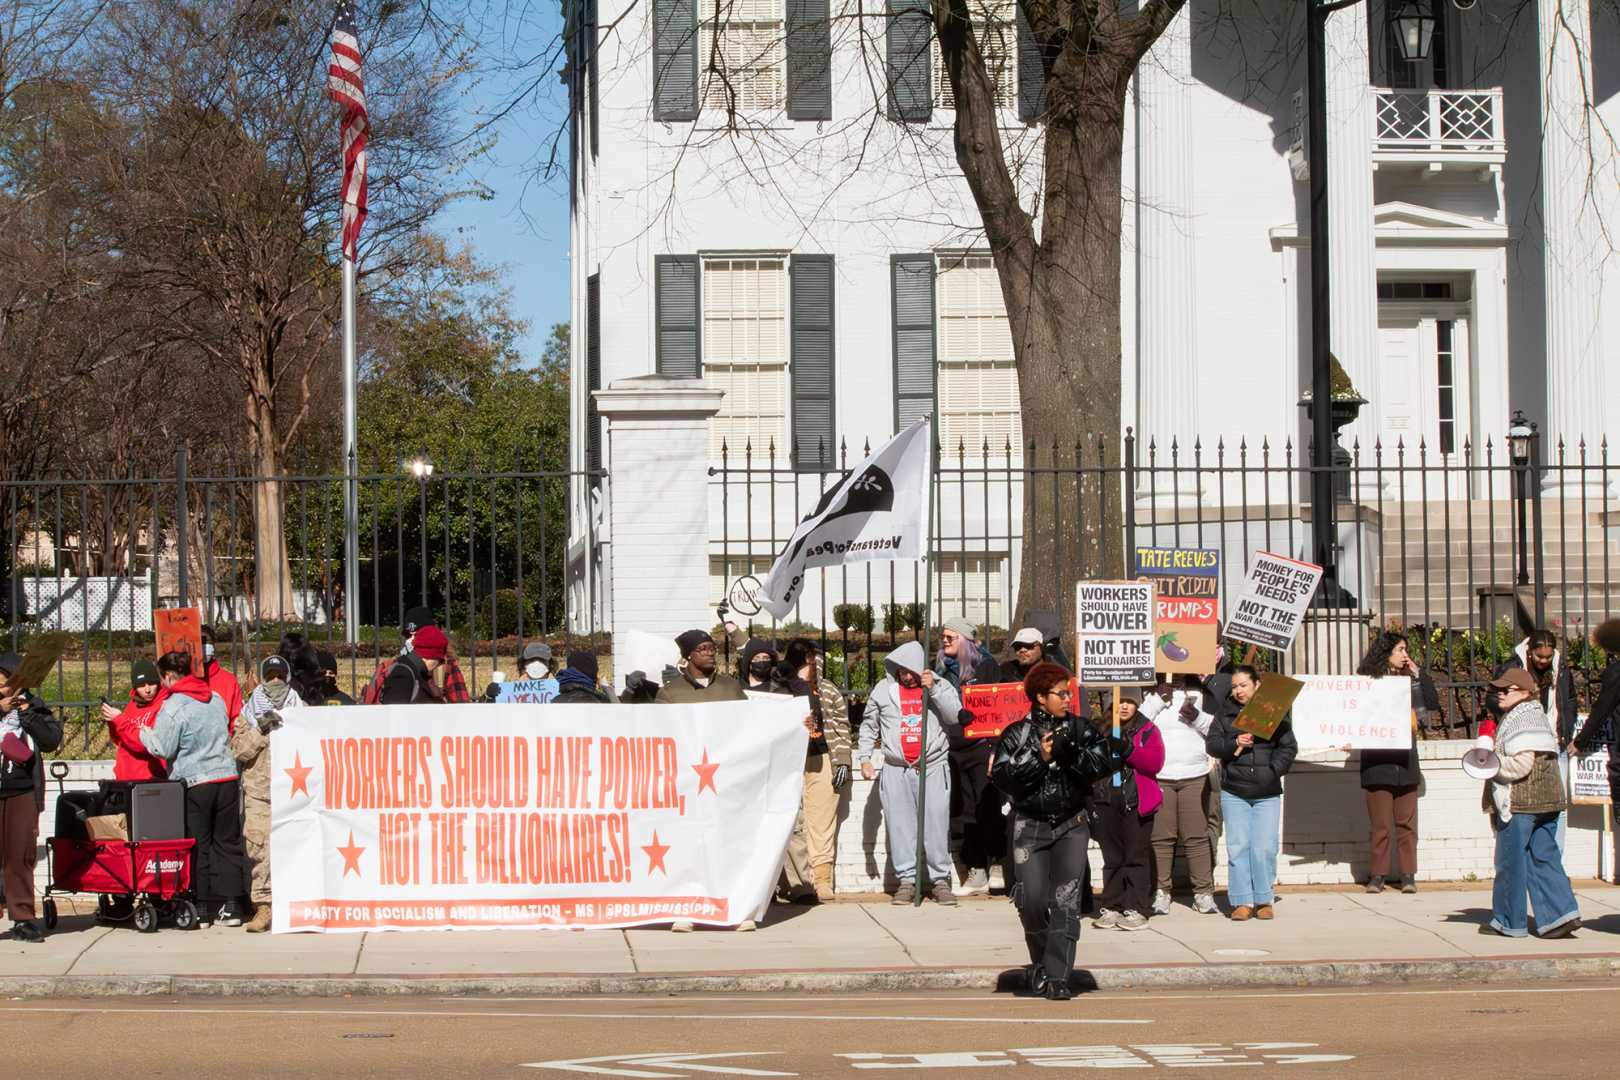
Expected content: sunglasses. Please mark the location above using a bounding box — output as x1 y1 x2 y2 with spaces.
1015 641 1041 650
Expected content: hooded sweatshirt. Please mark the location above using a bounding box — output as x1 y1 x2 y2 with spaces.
108 688 169 782
858 641 963 769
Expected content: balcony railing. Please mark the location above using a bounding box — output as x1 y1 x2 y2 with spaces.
1373 88 1505 164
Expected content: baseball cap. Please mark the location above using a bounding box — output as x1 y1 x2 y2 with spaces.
1012 627 1043 647
1489 669 1538 694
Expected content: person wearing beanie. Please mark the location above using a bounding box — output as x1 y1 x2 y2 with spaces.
316 650 356 706
233 656 305 932
1570 618 1620 810
991 661 1123 1000
361 609 470 704
935 618 1003 896
1086 691 1164 932
0 652 63 943
555 650 611 705
858 641 965 907
736 637 788 694
102 660 169 782
656 630 745 705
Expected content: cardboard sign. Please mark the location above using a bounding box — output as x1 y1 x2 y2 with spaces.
154 607 204 676
961 678 1080 739
1290 675 1415 751
271 697 810 932
1075 581 1156 687
1572 734 1611 805
1225 552 1323 651
1232 673 1305 740
1132 547 1220 674
493 678 560 704
0 631 71 693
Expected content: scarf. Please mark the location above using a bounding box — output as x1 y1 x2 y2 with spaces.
557 668 597 695
252 679 292 711
1489 700 1560 821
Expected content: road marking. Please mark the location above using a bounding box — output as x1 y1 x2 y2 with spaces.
0 1003 1153 1029
522 1053 795 1078
841 1044 1355 1069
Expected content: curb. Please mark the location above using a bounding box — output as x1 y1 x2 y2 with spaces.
2 954 1618 999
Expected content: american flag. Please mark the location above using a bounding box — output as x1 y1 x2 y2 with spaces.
328 2 369 262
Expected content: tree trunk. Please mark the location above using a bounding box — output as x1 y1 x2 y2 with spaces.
246 381 297 621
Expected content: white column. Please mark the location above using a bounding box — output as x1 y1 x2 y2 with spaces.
595 376 725 682
1134 9 1202 506
1537 0 1608 489
1323 6 1378 456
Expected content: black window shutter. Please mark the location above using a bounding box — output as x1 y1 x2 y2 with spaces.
655 256 701 378
653 0 698 122
1016 3 1047 123
586 273 603 475
886 0 932 122
891 255 936 430
786 0 833 121
587 0 600 152
790 256 835 470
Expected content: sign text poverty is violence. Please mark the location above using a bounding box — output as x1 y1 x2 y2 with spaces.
269 699 808 932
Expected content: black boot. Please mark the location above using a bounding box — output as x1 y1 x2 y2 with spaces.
1365 875 1385 894
9 920 44 944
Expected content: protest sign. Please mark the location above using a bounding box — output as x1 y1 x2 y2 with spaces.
1225 553 1323 651
1232 674 1305 740
0 631 70 693
1075 582 1156 686
1132 546 1220 674
154 607 204 675
1572 737 1611 805
493 678 561 704
962 678 1080 739
270 698 808 932
1290 675 1414 751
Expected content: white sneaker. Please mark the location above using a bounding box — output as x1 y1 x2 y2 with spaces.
1119 910 1149 931
961 868 990 896
1194 894 1219 915
989 865 1006 891
1092 909 1121 930
1151 889 1171 916
734 919 757 932
671 921 694 933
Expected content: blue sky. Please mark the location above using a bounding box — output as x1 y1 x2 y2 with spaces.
435 8 572 364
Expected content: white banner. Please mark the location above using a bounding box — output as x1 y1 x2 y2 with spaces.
1291 675 1414 751
270 699 809 933
761 418 931 617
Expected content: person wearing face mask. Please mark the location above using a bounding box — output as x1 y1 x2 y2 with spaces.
859 641 964 906
1205 665 1297 922
233 655 304 932
102 660 169 782
486 641 559 702
198 625 244 735
317 650 356 706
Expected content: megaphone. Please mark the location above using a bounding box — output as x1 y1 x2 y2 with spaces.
1462 747 1501 781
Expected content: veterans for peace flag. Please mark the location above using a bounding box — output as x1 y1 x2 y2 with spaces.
761 417 932 617
270 698 809 932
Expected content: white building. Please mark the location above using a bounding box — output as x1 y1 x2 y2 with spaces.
564 0 1620 645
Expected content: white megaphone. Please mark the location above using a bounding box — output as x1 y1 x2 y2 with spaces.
1462 745 1501 781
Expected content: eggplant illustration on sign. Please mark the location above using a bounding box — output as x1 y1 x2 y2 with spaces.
1157 632 1190 664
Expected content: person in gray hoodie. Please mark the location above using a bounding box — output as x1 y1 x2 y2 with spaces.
858 641 963 905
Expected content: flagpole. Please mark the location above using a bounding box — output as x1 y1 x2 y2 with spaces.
342 254 360 645
913 427 938 908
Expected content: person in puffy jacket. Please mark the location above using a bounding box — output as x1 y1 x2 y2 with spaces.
1205 665 1297 921
858 640 963 907
1355 631 1437 894
990 662 1123 1001
1088 693 1164 931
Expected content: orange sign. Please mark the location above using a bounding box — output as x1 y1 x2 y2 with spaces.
154 607 204 676
961 678 1080 739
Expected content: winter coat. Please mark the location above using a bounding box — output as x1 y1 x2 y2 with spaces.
990 706 1123 825
1141 687 1216 782
0 692 63 811
655 667 747 704
203 659 244 732
859 640 963 769
1206 692 1298 801
1359 669 1438 789
233 673 303 803
1572 660 1620 755
555 669 612 704
1119 717 1166 818
140 677 238 787
108 690 169 782
1492 641 1579 746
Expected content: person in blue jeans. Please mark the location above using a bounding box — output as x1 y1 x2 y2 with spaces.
1205 666 1297 921
1481 668 1581 939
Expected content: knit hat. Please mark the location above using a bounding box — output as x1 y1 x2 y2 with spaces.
674 629 714 658
131 659 161 689
317 649 339 674
566 650 599 681
402 606 435 636
412 625 450 661
1023 661 1073 702
941 617 978 642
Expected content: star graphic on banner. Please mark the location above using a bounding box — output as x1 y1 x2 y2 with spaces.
692 749 720 795
337 831 365 878
642 832 671 875
284 752 314 799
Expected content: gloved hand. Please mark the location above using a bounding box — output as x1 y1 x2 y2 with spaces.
482 682 501 703
1179 698 1201 724
831 764 850 792
258 711 282 735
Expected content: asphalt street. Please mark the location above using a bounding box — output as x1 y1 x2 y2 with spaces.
6 981 1618 1078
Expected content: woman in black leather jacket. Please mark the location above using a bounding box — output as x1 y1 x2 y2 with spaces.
991 662 1123 1000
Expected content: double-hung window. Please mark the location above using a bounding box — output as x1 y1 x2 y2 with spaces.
704 257 790 457
932 0 1017 110
937 255 1021 453
701 0 786 112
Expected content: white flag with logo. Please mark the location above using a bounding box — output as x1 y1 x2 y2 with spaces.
761 418 932 617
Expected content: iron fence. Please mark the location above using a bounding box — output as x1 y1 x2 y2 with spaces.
710 430 1619 735
3 452 605 755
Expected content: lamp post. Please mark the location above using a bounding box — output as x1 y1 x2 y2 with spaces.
410 457 434 606
1506 411 1545 626
1305 0 1432 606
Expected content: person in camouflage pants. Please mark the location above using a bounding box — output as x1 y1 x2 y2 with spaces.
231 655 303 932
780 639 853 902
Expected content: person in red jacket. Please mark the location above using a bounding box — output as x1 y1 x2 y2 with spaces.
200 625 244 733
100 660 168 781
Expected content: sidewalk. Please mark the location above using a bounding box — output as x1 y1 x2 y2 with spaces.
3 886 1619 997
